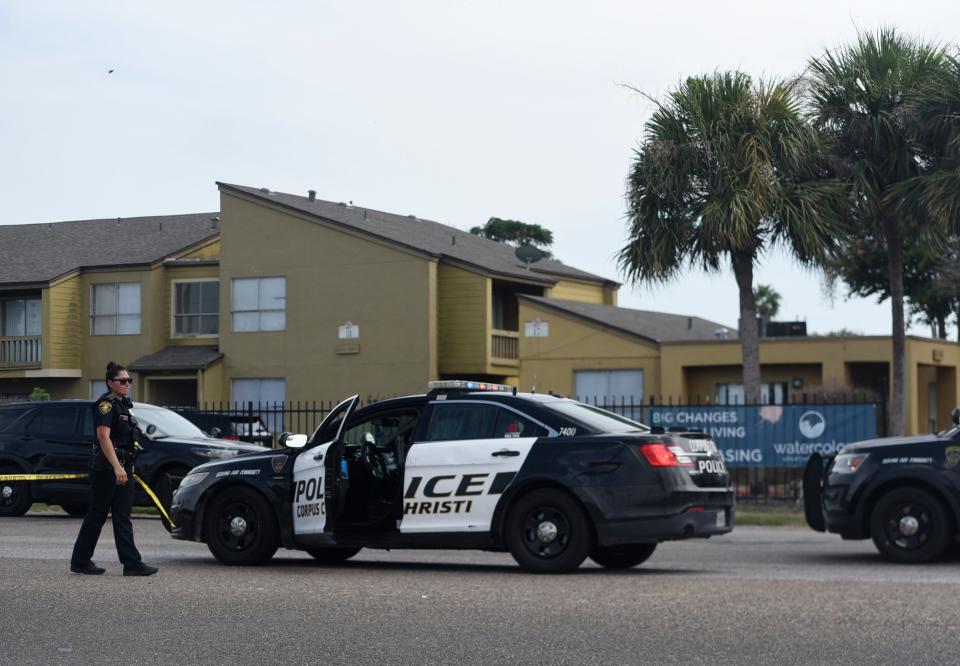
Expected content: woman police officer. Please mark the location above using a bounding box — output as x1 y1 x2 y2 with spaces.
70 362 158 576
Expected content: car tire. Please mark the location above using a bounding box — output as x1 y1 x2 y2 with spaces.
306 547 362 564
0 466 32 517
61 503 88 518
589 543 657 569
154 467 189 533
870 487 953 563
505 489 593 573
204 487 279 565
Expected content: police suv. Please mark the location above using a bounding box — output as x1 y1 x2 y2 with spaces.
171 382 734 573
804 409 960 563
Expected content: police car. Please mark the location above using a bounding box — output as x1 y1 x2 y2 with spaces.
804 409 960 563
170 381 734 573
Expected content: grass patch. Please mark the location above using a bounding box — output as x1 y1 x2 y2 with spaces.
736 511 806 527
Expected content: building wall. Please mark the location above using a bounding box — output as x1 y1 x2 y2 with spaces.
44 274 82 369
180 239 220 260
546 279 609 305
683 363 823 402
74 267 167 400
517 301 660 396
217 190 437 402
437 264 490 376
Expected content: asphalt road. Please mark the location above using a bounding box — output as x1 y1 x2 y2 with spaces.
2 512 959 665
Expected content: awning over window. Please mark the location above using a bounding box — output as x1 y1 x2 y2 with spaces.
128 345 223 372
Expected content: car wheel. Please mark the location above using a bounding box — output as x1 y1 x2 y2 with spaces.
505 489 593 573
0 467 31 517
306 547 362 564
589 543 657 569
61 503 88 518
204 488 279 565
870 487 952 563
155 467 189 532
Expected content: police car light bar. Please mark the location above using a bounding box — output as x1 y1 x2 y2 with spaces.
427 380 514 393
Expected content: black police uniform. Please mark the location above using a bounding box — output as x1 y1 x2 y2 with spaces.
70 393 144 569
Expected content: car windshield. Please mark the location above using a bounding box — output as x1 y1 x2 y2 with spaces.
547 402 650 434
132 406 208 439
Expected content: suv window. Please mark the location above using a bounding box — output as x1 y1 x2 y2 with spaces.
424 403 499 441
26 406 81 435
493 410 547 439
0 407 34 433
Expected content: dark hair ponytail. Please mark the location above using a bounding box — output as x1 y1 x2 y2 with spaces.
105 361 126 385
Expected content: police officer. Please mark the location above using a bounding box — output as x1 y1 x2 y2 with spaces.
70 362 158 576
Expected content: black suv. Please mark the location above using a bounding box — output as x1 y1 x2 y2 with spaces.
0 400 268 518
804 409 960 563
172 410 274 447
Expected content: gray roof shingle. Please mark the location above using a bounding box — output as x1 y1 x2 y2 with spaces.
219 183 616 286
128 345 223 371
0 213 220 285
520 296 737 344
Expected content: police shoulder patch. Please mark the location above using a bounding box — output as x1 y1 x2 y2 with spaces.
98 401 112 415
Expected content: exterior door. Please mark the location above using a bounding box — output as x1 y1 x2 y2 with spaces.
291 395 357 537
400 402 544 534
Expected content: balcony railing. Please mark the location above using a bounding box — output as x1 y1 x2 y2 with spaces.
0 336 42 368
491 329 519 365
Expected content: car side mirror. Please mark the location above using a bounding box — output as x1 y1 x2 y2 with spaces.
952 407 960 426
146 424 157 436
280 432 308 449
210 427 222 438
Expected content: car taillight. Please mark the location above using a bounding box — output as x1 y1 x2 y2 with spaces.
223 435 239 441
638 443 694 467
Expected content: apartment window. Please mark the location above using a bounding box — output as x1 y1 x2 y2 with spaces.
91 282 141 335
231 277 285 332
716 382 788 405
231 378 285 431
174 281 219 336
2 298 41 337
574 369 644 421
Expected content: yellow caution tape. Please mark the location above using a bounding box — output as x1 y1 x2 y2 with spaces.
0 472 176 529
0 473 89 481
133 474 177 528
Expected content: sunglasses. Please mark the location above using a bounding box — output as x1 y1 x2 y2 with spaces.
112 377 134 385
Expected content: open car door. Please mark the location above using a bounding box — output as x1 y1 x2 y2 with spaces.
291 395 358 537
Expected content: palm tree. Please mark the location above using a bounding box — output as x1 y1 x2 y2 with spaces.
618 72 843 403
807 29 957 434
753 284 782 320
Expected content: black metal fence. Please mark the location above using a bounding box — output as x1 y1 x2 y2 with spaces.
162 391 885 503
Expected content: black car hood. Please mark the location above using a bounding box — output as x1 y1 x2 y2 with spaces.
843 434 939 452
190 448 287 473
148 435 268 454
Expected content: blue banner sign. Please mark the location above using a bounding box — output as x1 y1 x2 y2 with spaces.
646 404 878 468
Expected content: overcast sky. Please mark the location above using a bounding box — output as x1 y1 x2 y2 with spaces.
2 1 958 336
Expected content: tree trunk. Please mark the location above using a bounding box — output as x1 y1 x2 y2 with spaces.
731 251 762 404
885 217 907 436
938 317 947 340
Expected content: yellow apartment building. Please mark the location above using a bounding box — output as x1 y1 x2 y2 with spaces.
0 183 615 408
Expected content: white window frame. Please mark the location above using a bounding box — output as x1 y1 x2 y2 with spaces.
171 278 220 339
2 297 42 337
90 282 141 336
230 277 285 332
231 378 285 431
